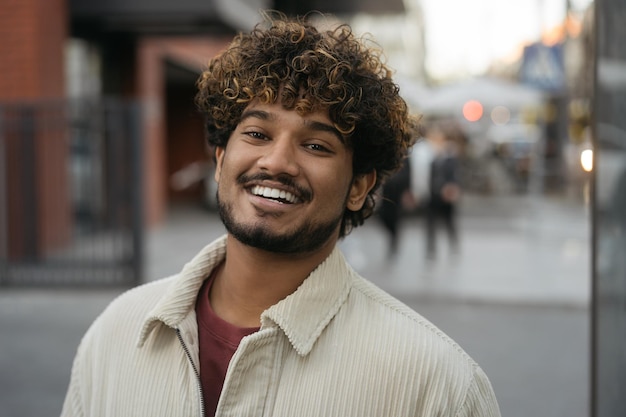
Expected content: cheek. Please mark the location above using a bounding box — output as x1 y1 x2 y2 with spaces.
314 171 352 203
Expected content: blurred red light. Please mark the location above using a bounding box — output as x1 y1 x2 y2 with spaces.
463 100 483 122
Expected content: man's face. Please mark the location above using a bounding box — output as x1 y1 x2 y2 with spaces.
214 100 373 255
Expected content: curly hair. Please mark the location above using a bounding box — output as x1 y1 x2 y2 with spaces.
196 13 418 237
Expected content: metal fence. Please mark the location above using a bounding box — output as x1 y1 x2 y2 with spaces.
0 98 143 287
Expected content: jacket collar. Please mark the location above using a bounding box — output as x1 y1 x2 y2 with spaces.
261 247 352 356
137 235 227 347
137 235 353 356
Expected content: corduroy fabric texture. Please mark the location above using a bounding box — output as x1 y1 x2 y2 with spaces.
61 235 500 417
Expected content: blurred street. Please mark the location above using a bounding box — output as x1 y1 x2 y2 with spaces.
346 192 591 307
0 192 590 417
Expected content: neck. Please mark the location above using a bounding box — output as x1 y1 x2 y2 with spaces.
209 234 337 328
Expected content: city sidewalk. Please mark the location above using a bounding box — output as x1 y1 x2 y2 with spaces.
148 192 591 308
142 192 591 417
0 192 591 417
344 192 591 308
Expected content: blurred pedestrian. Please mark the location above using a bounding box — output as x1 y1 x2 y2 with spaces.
61 13 500 417
424 121 462 260
409 136 435 209
377 157 412 258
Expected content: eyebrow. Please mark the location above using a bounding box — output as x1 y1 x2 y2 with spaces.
239 109 345 143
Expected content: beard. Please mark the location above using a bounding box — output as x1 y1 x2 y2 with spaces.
216 189 345 255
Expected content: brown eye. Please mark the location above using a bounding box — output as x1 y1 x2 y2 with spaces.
305 143 332 153
245 131 268 140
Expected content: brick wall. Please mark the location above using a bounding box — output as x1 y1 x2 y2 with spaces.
0 0 67 100
0 0 70 260
136 36 231 225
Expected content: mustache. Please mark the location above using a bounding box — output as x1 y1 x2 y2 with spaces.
238 172 312 202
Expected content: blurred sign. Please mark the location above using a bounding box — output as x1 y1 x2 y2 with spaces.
520 43 566 93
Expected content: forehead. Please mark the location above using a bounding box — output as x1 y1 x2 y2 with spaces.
241 98 329 119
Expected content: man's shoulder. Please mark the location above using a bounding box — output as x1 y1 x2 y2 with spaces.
347 276 427 323
346 277 475 365
106 277 175 314
86 277 177 337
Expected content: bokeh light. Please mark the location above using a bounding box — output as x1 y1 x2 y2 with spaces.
580 149 593 172
491 105 511 125
462 100 483 122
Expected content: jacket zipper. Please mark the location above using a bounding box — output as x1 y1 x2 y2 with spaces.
176 328 206 417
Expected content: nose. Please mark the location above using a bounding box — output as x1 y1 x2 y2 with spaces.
256 138 300 177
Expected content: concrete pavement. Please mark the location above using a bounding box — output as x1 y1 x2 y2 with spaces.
0 192 591 417
149 192 591 307
344 192 591 307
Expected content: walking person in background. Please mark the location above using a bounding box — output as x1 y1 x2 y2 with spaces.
377 156 412 259
61 13 500 417
424 121 462 260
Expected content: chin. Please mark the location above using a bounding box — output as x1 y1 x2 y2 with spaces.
218 193 341 254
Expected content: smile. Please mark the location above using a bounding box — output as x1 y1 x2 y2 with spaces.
250 185 300 204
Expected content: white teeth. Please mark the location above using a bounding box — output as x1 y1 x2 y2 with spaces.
251 186 298 203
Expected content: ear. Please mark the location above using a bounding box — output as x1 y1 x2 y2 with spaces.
346 171 376 211
214 146 225 182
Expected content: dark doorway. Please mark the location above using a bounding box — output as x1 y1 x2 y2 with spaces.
165 61 214 211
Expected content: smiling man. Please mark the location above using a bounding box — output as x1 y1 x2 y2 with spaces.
61 13 501 417
214 102 361 257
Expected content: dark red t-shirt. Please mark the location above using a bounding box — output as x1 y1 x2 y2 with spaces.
195 274 259 416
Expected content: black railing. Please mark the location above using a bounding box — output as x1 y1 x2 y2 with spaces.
0 98 143 286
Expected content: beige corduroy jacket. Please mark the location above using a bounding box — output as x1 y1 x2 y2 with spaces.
61 234 501 417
